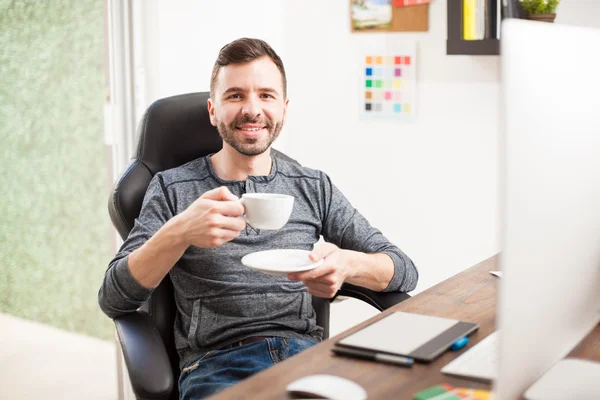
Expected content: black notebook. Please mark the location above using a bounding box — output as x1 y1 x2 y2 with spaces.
334 311 479 363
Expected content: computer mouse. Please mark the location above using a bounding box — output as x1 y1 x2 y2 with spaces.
286 374 368 400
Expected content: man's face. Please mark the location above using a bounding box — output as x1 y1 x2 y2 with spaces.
208 56 288 157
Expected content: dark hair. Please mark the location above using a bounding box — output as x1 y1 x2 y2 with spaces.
210 38 287 98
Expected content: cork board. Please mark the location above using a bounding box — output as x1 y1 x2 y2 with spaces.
350 1 429 33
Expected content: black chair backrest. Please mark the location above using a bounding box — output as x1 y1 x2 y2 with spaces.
108 92 330 397
108 93 223 239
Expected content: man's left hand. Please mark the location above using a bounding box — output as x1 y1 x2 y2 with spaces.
288 243 351 298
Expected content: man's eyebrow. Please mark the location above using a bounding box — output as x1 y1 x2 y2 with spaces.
222 87 246 96
258 87 279 94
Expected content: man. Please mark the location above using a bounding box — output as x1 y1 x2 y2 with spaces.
99 38 418 399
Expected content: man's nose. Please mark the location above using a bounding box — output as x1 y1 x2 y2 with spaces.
241 96 261 119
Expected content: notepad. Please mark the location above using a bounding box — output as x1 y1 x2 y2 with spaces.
335 311 479 362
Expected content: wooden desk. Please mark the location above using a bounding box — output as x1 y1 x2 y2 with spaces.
211 255 600 399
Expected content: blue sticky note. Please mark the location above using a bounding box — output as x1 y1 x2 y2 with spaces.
366 68 373 76
393 103 402 113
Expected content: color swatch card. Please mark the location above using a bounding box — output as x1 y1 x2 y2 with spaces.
360 43 417 120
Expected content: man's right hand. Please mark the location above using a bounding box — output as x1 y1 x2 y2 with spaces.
178 186 246 248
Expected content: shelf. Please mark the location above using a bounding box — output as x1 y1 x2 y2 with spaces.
447 38 500 55
447 0 501 56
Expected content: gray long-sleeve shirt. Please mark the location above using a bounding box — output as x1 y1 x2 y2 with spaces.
98 154 418 368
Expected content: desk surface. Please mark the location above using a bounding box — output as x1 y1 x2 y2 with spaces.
211 255 600 399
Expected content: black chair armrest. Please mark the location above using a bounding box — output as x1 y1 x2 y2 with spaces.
336 283 411 311
114 311 174 400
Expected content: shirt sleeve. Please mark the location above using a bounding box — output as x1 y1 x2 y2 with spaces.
320 173 418 293
98 173 174 319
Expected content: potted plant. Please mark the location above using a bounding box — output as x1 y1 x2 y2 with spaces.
520 0 560 23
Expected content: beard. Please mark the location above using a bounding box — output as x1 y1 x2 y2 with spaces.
216 114 283 156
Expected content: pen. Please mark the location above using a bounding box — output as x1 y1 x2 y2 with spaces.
332 347 414 367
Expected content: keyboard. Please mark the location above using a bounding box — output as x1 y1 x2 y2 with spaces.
441 331 499 382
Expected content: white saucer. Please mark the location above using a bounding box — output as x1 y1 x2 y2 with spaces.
241 249 323 277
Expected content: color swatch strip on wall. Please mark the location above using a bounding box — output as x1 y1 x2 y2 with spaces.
362 53 416 120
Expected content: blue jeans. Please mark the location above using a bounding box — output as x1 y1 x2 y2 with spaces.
178 337 318 399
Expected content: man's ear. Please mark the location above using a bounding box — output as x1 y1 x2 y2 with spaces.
282 97 289 124
207 98 217 126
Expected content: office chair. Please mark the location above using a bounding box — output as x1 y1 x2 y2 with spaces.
107 92 411 400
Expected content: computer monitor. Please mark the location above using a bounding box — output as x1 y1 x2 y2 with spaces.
496 19 600 399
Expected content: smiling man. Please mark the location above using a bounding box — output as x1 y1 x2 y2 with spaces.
99 38 418 399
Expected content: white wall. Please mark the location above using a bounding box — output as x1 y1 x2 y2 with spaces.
281 0 501 296
136 0 600 334
138 0 283 101
556 0 600 29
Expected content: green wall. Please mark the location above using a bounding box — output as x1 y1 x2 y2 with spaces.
0 0 113 340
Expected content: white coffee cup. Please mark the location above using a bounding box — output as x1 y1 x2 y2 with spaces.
240 193 294 230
